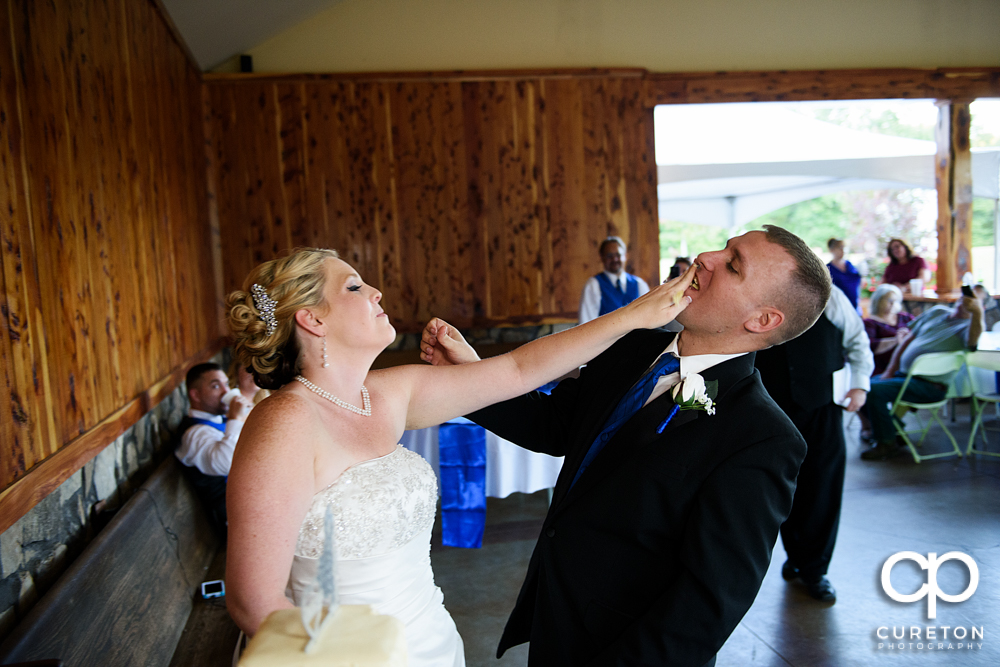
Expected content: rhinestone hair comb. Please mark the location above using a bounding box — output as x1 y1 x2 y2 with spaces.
251 283 278 336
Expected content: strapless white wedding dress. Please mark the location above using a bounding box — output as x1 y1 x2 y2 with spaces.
286 445 465 667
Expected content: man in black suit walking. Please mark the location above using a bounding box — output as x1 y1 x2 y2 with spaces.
755 286 873 603
421 226 831 667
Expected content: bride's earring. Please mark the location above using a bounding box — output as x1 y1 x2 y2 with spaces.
322 335 329 368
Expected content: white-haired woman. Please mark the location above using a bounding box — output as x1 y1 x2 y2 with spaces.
863 283 914 376
224 248 693 665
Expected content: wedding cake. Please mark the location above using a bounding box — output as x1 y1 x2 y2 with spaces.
238 604 407 667
239 506 407 666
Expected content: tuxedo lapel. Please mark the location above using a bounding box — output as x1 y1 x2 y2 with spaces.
551 349 758 516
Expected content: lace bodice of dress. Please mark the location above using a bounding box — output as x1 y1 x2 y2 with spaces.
295 445 437 560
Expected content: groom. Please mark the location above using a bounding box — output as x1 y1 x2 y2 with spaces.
422 226 831 667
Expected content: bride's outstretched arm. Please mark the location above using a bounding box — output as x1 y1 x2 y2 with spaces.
380 264 694 430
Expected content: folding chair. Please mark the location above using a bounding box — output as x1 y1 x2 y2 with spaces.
891 351 967 463
963 350 1000 459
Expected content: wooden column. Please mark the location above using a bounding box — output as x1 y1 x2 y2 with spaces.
934 101 974 294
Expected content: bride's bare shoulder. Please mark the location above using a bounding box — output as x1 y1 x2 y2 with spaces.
231 392 319 490
240 390 320 444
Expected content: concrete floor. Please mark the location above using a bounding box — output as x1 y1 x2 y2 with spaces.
432 403 1000 666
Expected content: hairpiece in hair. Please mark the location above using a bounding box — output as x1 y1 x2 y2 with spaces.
251 283 278 336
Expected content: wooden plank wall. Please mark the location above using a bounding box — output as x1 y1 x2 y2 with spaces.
204 72 660 332
0 0 218 505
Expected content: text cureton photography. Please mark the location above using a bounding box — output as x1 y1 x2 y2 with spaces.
876 625 984 651
873 550 988 654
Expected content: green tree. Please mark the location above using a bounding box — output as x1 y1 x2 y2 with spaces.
745 196 849 248
659 220 730 262
742 189 926 258
973 198 997 247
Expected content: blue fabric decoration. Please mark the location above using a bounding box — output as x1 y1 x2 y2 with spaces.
438 417 487 549
596 273 640 316
571 354 680 488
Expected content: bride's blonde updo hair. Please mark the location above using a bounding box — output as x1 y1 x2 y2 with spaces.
227 248 340 389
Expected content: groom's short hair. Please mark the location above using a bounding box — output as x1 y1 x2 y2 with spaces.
762 225 831 345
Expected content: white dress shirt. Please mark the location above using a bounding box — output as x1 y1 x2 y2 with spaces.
825 285 875 393
642 337 747 407
174 409 244 477
578 271 651 324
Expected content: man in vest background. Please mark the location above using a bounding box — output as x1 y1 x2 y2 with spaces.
175 362 252 536
578 236 650 323
755 286 874 603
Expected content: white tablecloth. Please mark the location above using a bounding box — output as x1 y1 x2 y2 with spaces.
970 333 1000 395
400 426 563 499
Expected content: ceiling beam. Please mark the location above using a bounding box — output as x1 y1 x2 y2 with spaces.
202 67 647 83
645 68 1000 106
202 66 1000 102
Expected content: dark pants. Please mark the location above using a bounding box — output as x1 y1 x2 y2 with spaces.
179 463 228 540
780 403 845 578
867 373 947 444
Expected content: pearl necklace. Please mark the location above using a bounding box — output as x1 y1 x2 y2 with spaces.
294 375 372 417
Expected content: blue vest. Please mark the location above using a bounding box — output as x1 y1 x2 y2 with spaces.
186 416 226 434
596 272 640 316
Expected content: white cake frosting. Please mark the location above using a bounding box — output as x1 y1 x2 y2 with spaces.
239 604 407 667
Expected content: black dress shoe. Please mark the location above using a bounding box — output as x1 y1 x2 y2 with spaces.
801 574 837 602
860 441 901 461
781 560 798 581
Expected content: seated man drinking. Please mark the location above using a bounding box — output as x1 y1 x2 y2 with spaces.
175 362 252 533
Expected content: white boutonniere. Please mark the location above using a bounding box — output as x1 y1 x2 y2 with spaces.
671 373 717 415
658 373 717 434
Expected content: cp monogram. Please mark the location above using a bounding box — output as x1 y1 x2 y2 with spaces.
881 551 979 619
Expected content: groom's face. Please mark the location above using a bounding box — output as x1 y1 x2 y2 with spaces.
676 231 795 340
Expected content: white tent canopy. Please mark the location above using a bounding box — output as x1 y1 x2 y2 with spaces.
655 103 1000 228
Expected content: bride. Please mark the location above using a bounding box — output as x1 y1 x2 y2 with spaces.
224 248 694 665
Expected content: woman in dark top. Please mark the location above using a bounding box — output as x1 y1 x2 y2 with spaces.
826 238 861 310
882 238 931 292
863 283 915 375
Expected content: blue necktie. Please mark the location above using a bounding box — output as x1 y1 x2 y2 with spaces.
570 354 680 488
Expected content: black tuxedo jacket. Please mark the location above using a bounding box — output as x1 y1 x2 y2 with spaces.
468 329 806 667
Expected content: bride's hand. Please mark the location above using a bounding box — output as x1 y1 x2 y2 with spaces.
618 262 696 329
420 318 481 366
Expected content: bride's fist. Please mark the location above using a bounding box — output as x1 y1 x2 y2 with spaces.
420 318 480 366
